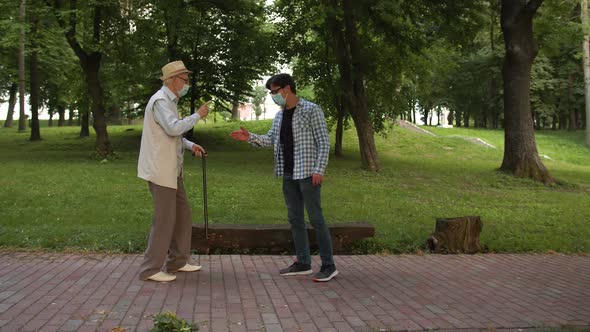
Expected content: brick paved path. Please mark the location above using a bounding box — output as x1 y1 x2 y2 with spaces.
0 252 588 332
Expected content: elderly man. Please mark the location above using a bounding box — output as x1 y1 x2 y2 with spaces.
137 60 210 282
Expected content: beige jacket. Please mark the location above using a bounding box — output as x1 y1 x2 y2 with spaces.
137 86 199 189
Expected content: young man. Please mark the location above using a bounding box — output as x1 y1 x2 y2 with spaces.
230 73 338 282
137 60 210 282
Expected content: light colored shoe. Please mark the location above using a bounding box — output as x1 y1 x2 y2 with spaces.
147 271 176 282
177 263 202 272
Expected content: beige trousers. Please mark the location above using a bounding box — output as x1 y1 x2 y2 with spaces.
139 177 193 280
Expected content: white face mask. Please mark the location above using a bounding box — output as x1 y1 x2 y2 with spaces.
178 84 189 98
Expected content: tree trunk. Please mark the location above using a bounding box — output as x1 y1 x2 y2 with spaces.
488 0 499 130
85 54 110 156
186 73 197 141
463 112 470 127
499 0 554 184
4 83 17 127
329 0 380 171
53 0 111 157
456 112 462 127
582 0 590 145
80 111 89 137
231 98 240 121
58 105 65 126
48 111 53 127
334 96 344 157
29 14 41 142
492 106 501 129
163 5 180 61
534 112 541 130
18 0 26 132
560 113 567 130
68 108 74 126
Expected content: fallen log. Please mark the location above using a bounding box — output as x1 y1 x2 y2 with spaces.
191 222 375 254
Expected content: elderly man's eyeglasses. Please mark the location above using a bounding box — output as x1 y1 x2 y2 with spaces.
176 76 189 84
269 87 283 95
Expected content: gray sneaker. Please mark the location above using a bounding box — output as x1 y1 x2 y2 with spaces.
280 262 313 276
312 264 338 282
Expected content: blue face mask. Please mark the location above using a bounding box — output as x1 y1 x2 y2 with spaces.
271 92 286 107
178 84 189 98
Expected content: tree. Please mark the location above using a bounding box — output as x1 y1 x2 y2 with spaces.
499 0 554 184
29 2 41 141
533 0 584 130
0 1 19 128
276 0 486 171
35 4 80 130
2 83 17 128
251 85 266 120
329 0 380 171
18 0 26 132
141 0 275 138
207 1 275 121
583 0 590 145
50 0 115 158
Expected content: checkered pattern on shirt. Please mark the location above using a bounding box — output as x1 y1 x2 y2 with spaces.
248 98 330 179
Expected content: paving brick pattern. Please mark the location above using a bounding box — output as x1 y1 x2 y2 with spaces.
0 252 588 331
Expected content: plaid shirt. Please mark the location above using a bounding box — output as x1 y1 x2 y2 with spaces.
248 98 330 179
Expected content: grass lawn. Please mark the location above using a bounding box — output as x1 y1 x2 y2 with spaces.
0 120 588 254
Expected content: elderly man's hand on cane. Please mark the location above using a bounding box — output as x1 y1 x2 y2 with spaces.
191 144 206 157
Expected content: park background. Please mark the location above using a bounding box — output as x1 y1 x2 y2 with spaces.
0 0 589 255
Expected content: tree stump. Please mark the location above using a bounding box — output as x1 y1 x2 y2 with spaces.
425 216 482 254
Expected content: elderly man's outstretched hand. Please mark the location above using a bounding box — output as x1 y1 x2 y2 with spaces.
197 101 212 118
229 127 249 141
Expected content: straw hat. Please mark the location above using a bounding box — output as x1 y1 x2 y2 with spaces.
160 60 192 81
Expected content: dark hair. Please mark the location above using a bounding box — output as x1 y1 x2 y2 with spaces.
265 73 297 94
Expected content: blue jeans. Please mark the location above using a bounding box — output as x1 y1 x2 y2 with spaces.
282 175 334 266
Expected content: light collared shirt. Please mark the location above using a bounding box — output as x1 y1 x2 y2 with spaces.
152 86 201 177
248 98 330 179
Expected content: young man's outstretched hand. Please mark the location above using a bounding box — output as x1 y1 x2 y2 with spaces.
229 127 249 141
229 126 323 186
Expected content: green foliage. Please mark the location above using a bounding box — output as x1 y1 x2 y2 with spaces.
531 0 585 129
151 312 198 332
2 0 585 156
0 0 20 87
251 85 266 120
274 0 490 133
1 0 277 125
0 123 588 254
389 0 584 131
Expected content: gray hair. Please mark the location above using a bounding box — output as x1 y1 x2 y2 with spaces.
163 77 174 86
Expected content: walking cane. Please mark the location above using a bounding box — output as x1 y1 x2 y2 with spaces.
202 152 208 240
